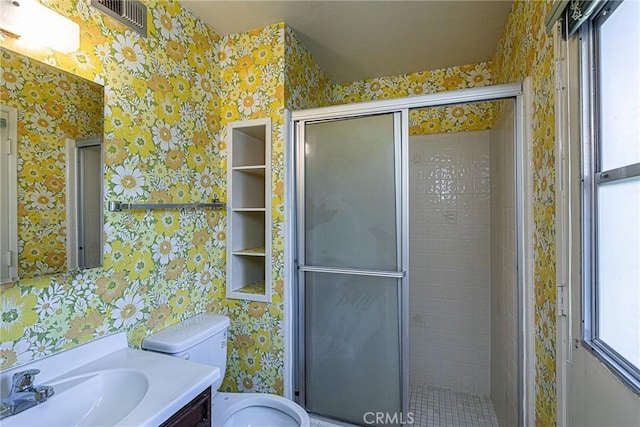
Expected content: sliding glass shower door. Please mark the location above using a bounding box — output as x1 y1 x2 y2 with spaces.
296 113 406 425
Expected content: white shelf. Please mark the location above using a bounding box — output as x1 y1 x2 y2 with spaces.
232 170 265 209
231 126 265 167
232 246 266 256
232 165 266 176
230 211 264 252
232 208 266 212
226 118 271 303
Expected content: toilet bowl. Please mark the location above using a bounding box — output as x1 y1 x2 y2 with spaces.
141 313 309 427
213 392 309 427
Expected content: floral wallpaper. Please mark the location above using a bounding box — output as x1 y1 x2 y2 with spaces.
217 22 287 394
332 62 494 135
491 1 557 425
0 47 103 279
284 26 332 110
0 0 225 371
216 23 332 394
0 1 330 397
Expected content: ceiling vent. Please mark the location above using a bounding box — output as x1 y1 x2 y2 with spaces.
91 0 147 37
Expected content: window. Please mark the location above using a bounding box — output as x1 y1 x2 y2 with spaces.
582 0 640 391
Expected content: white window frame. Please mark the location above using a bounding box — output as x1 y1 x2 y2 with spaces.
580 0 640 393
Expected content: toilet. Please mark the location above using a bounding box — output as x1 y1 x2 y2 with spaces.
142 313 310 427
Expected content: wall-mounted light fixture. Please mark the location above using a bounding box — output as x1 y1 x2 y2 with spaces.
0 0 80 53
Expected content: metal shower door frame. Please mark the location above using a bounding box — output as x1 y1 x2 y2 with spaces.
294 111 408 422
288 83 529 426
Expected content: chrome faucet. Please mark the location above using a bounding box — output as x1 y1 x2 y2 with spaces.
0 369 54 419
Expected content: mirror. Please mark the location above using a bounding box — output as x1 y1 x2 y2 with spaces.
0 47 104 281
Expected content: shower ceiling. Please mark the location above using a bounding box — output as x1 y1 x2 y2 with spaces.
182 0 513 84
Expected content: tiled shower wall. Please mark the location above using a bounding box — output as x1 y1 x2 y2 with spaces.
489 101 518 427
409 130 491 395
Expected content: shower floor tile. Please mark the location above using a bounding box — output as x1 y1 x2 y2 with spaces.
309 385 498 426
409 384 498 427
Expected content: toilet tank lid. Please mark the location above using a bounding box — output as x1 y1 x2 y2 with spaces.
141 313 230 353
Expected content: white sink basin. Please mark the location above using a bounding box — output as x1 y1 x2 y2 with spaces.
0 332 219 427
3 370 148 426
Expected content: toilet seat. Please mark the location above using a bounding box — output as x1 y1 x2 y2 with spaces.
212 392 310 427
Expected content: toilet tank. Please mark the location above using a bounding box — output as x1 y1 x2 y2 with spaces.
141 313 230 391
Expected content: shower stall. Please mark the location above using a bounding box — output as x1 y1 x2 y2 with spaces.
290 85 528 427
408 100 518 426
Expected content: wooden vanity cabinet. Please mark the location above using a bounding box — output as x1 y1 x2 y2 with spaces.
160 387 212 427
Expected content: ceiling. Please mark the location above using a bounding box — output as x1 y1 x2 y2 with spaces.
183 0 513 84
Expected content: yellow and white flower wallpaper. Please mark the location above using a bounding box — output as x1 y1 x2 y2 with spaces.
0 0 225 370
1 0 559 423
284 26 332 110
217 22 287 394
217 22 331 394
492 1 557 425
1 47 103 279
332 62 494 135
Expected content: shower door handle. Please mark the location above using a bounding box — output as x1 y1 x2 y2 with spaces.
298 265 405 278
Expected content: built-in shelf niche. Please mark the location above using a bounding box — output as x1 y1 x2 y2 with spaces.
226 118 271 302
232 170 265 209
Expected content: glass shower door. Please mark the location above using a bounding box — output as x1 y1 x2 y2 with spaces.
297 113 405 425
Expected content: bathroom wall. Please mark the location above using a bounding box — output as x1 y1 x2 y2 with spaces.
217 22 288 394
491 2 557 423
332 63 494 135
332 62 493 102
216 23 330 394
489 100 518 426
0 48 103 278
0 0 224 369
284 27 332 110
409 129 491 395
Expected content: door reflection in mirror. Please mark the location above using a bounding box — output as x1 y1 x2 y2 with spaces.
66 137 102 271
0 106 18 283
